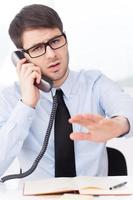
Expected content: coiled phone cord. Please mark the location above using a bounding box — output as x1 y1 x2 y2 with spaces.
0 93 58 183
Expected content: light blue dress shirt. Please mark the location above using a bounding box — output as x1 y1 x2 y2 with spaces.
0 69 133 180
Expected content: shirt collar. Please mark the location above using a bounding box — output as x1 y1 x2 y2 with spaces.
58 70 78 100
40 70 78 102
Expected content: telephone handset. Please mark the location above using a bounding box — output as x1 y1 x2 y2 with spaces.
11 50 53 92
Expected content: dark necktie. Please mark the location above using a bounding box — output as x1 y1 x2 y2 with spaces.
54 89 76 177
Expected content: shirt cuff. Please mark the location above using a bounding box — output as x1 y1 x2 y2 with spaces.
111 114 133 138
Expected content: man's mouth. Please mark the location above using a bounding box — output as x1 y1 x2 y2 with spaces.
48 62 60 72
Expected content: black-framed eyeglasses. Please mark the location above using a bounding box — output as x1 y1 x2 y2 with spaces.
22 33 67 58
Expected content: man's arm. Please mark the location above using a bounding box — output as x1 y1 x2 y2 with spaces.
0 99 35 176
0 57 42 176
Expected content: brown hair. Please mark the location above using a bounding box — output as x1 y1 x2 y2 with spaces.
9 4 63 48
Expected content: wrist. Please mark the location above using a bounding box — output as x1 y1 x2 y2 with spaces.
112 116 130 137
20 99 36 109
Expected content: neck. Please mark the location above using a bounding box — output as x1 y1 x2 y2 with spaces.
53 69 69 88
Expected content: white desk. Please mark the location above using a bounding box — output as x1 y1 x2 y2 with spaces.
0 179 133 200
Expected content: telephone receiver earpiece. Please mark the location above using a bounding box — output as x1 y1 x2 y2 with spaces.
11 50 53 92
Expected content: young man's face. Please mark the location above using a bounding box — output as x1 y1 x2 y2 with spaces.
22 28 69 87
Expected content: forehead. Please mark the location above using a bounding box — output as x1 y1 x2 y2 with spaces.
22 28 62 49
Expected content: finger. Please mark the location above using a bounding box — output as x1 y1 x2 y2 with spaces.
30 71 41 84
69 113 104 125
30 67 41 84
70 132 92 141
69 114 93 123
24 66 41 78
81 114 104 122
69 114 97 127
17 63 33 77
20 63 35 75
35 74 41 84
69 114 84 122
16 58 27 74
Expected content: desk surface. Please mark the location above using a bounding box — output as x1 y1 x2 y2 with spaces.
1 178 133 200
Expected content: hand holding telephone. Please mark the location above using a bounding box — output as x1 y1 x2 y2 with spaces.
11 50 53 92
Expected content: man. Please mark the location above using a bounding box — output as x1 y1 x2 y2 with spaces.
0 4 133 181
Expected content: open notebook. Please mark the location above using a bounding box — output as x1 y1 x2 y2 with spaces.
23 176 133 196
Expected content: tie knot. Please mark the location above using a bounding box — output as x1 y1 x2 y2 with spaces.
56 89 63 96
56 89 64 102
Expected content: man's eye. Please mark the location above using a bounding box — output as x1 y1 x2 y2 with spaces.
31 44 44 52
51 38 60 45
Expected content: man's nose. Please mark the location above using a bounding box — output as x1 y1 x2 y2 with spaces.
45 45 56 59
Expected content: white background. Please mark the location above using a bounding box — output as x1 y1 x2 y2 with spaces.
1 0 133 176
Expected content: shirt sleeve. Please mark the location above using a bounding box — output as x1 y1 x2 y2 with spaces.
0 97 35 176
94 74 133 138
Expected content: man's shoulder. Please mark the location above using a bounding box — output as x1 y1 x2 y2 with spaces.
71 69 103 82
